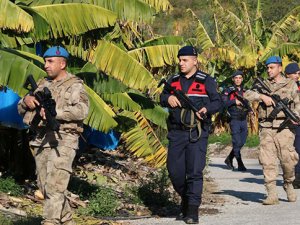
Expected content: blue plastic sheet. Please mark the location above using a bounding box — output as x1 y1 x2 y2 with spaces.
80 126 120 151
0 87 27 129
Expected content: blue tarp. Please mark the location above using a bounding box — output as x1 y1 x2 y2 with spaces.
0 87 27 129
80 126 120 151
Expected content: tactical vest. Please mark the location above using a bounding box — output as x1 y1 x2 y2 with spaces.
226 86 248 120
169 72 208 141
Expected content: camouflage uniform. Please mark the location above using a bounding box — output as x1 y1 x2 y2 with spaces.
18 73 89 224
244 76 300 203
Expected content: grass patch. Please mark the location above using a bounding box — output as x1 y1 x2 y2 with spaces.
0 177 23 196
208 133 259 148
208 133 232 145
77 185 120 217
245 134 260 147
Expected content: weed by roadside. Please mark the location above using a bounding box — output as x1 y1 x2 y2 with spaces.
208 133 259 147
0 177 23 196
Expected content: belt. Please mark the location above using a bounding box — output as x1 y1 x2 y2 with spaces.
168 123 196 131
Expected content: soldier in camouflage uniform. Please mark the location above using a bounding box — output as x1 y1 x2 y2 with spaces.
284 62 300 188
244 56 300 205
18 46 89 225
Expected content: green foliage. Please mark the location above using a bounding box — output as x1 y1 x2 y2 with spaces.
245 134 260 147
77 186 120 217
208 132 232 145
0 177 23 196
130 168 176 212
208 132 259 147
154 0 300 39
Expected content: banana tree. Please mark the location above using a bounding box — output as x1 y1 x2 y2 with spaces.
0 0 177 167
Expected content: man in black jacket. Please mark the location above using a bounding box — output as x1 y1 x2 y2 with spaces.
160 46 221 224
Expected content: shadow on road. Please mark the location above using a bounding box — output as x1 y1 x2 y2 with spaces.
212 190 265 203
209 163 262 176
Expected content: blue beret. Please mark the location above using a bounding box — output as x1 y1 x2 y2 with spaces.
232 70 243 78
285 62 300 74
177 46 197 57
43 46 69 59
265 56 282 66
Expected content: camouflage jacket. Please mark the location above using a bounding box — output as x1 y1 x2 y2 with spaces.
18 73 89 148
244 76 300 128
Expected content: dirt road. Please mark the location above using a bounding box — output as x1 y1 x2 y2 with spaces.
123 154 300 225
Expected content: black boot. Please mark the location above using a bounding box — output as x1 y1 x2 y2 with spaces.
184 205 199 224
224 150 234 170
176 198 188 220
236 157 247 171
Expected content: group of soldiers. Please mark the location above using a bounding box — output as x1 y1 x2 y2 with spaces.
17 45 300 225
160 46 300 224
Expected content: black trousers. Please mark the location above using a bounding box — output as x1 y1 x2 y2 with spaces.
167 129 208 207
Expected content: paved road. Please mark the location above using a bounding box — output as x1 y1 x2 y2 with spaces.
123 158 300 225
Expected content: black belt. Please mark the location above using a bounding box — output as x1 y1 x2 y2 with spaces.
168 123 197 131
230 116 247 121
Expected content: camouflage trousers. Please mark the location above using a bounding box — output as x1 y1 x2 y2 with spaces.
33 145 76 225
259 128 299 184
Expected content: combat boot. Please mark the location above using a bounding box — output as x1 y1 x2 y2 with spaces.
262 184 279 205
176 198 188 220
184 205 199 224
292 173 300 189
236 157 247 171
224 150 234 170
284 183 297 202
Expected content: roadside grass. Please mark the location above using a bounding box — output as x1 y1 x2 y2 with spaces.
0 176 23 196
208 132 259 147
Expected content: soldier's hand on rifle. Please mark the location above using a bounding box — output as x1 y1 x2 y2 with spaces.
196 107 207 120
260 94 275 106
40 108 46 120
235 99 243 106
24 95 40 110
168 95 182 108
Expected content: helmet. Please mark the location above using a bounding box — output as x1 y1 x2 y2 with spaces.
43 46 69 59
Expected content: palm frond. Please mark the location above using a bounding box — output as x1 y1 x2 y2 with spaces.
32 3 117 39
0 48 45 96
141 0 173 13
141 36 183 47
89 40 157 92
0 0 34 32
128 92 168 128
187 9 215 50
0 31 18 48
263 14 300 59
102 92 141 111
254 0 265 39
84 85 118 133
260 43 300 61
128 45 180 67
121 111 167 166
20 0 156 24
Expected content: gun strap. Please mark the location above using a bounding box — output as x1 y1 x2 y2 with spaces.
180 109 201 142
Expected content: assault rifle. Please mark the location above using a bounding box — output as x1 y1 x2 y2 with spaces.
24 75 60 131
233 88 253 113
255 77 300 130
158 78 206 119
